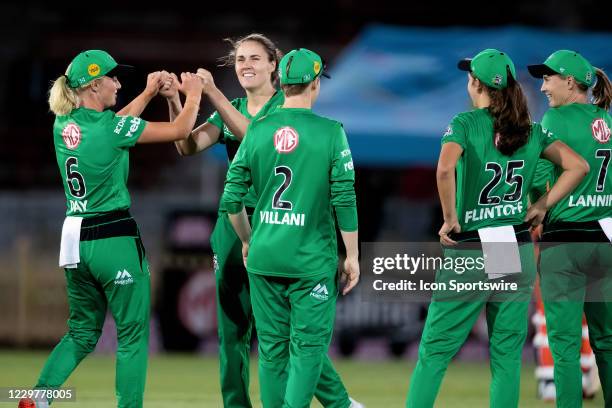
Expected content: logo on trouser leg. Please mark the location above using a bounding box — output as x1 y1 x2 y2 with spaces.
114 269 133 285
310 283 329 300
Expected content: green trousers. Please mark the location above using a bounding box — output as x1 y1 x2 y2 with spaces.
211 212 350 408
539 231 612 408
248 270 342 408
407 241 536 408
37 214 150 408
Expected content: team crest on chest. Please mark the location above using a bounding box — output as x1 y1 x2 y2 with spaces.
591 118 611 144
62 123 82 149
274 127 299 153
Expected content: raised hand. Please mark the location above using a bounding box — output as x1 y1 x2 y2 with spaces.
179 72 204 97
144 71 163 98
159 71 180 100
196 68 216 94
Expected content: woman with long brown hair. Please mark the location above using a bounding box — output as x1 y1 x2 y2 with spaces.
406 49 588 407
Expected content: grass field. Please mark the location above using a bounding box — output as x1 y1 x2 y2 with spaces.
0 351 604 407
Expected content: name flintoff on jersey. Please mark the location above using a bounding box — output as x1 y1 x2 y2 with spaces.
69 200 87 213
464 202 523 223
260 211 305 227
568 194 612 207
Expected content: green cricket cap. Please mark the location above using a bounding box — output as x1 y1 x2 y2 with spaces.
527 50 595 87
457 48 517 89
66 50 133 88
279 48 330 85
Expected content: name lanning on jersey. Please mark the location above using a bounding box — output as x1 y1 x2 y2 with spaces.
260 211 305 227
568 194 612 207
464 202 523 224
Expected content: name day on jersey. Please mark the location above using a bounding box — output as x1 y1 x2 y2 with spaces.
464 202 523 223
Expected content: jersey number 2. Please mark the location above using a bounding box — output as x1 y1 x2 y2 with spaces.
272 166 293 210
65 157 86 198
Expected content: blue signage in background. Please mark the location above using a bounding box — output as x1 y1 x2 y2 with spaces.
316 24 612 166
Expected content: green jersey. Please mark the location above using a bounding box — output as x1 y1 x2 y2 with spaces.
531 104 612 223
54 107 147 217
208 91 285 212
222 108 357 278
442 108 555 232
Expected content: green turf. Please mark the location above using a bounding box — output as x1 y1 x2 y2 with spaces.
0 350 604 407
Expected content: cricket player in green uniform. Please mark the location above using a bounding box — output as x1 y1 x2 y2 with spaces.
22 50 203 408
528 50 612 407
221 48 359 408
172 35 358 408
406 49 588 408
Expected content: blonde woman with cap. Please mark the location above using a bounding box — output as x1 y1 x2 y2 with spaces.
20 50 203 408
406 49 587 407
528 50 612 407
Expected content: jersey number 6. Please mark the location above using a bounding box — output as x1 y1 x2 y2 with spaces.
65 157 87 198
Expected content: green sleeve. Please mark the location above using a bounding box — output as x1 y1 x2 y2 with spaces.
330 124 358 232
206 110 223 131
441 115 467 149
221 125 252 214
529 119 560 202
530 159 555 202
541 109 566 143
110 114 147 148
206 98 243 144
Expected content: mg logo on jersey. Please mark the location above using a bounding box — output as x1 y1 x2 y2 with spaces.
274 127 299 153
592 118 611 144
310 283 329 301
114 269 133 285
62 123 82 150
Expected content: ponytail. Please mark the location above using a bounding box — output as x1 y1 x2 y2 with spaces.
48 74 78 116
487 69 532 156
592 68 612 111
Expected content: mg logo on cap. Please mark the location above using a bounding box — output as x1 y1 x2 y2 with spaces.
592 118 611 144
274 127 299 153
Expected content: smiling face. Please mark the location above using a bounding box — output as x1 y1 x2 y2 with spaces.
234 40 276 92
540 74 572 107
